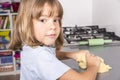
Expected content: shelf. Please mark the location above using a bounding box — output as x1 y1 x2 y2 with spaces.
11 12 17 15
0 29 12 31
0 0 20 76
0 13 10 15
0 71 14 76
0 65 20 76
0 50 12 52
0 9 19 76
16 70 20 74
0 71 17 76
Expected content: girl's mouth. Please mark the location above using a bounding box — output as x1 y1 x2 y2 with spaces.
47 34 56 38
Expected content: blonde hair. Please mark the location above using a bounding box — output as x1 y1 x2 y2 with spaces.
9 0 64 51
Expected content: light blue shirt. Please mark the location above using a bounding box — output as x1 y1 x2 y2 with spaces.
20 45 70 80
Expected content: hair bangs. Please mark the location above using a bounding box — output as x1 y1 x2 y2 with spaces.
31 0 63 19
31 1 45 19
46 1 63 19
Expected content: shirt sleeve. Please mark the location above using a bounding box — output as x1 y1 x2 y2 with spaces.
35 49 71 80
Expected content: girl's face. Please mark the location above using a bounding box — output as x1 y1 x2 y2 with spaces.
32 5 61 46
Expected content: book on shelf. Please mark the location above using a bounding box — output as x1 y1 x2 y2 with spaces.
0 36 10 43
0 65 14 72
0 51 11 55
0 9 10 14
0 16 4 29
0 30 10 36
0 55 13 65
0 43 9 50
6 16 10 29
0 51 13 59
0 53 14 72
0 16 10 29
3 16 9 29
0 30 10 50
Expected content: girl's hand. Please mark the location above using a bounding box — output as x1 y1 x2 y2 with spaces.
73 50 90 60
86 53 101 68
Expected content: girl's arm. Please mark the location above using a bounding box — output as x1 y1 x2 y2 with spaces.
58 53 101 80
56 50 90 60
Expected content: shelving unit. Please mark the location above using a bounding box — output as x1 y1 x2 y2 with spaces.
0 10 20 76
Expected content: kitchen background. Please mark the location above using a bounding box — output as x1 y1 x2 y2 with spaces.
1 0 120 36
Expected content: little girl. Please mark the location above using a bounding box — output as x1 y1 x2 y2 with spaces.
9 0 101 80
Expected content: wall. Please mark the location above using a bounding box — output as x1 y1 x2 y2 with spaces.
93 0 120 36
59 0 93 27
0 0 93 26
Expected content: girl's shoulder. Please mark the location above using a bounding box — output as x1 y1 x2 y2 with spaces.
22 45 56 55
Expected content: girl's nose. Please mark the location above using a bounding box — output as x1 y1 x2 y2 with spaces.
49 22 56 30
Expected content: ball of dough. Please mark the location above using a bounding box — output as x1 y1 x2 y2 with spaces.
76 54 112 73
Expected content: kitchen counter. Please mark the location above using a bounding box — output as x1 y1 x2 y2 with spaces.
61 45 120 80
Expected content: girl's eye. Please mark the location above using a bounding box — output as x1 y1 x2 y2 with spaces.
40 19 47 23
54 19 60 23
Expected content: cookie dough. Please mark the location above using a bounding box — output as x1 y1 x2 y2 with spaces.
76 54 112 73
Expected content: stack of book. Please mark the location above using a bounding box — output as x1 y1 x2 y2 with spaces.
0 30 10 50
0 51 14 72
